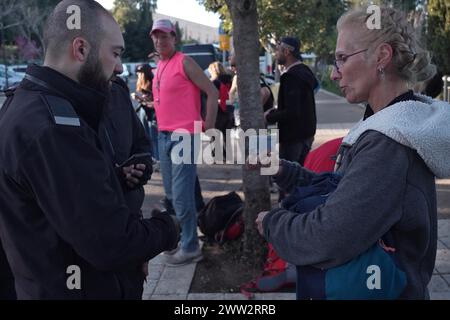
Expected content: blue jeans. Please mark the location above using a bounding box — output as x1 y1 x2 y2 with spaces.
158 132 199 252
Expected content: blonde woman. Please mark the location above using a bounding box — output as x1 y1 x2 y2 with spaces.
132 64 159 163
258 6 450 299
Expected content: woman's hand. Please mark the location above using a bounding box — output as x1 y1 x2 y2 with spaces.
256 211 270 236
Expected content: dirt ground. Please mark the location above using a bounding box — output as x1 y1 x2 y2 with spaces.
190 241 262 294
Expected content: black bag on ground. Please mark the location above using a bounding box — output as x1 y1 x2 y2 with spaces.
198 191 244 242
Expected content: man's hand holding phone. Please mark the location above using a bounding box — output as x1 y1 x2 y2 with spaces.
122 163 146 188
117 153 153 189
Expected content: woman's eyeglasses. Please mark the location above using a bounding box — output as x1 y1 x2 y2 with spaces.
333 49 368 72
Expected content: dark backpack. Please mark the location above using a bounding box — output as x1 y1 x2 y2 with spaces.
198 191 244 244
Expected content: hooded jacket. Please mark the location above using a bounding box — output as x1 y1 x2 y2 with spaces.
264 93 450 299
0 65 177 299
266 63 318 143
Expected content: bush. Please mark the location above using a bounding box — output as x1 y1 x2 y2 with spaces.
320 73 342 97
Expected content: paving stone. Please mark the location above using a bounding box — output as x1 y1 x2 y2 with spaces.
253 293 296 300
442 274 450 287
430 291 450 300
142 292 152 300
428 275 449 292
161 263 196 280
223 293 248 300
149 254 166 265
147 264 164 281
438 220 450 236
150 294 187 300
437 240 447 250
435 249 450 273
440 236 450 249
143 280 158 296
187 293 225 300
154 279 192 295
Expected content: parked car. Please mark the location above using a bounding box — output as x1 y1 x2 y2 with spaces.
124 62 143 76
0 66 23 90
117 63 130 84
181 44 220 71
8 64 27 79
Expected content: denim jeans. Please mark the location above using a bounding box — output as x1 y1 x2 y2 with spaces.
158 132 199 252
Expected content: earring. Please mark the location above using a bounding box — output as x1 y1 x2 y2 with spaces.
378 67 385 80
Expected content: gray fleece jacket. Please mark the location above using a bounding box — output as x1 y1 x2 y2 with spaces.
263 95 450 299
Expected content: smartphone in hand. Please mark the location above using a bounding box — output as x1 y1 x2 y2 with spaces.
119 152 152 168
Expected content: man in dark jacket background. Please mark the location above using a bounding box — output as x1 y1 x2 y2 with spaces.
0 0 177 299
265 37 318 166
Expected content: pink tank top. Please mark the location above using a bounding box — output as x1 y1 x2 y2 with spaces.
152 51 202 133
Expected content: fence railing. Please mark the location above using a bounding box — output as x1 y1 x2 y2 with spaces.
443 76 450 102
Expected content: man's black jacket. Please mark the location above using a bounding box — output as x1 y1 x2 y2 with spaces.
266 63 317 143
0 65 177 299
100 79 153 216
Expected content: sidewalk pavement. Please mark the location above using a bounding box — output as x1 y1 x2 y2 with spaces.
141 124 450 300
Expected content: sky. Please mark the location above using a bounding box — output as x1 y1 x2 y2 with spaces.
96 0 221 27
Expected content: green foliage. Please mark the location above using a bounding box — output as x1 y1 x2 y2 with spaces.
0 0 60 62
199 0 347 66
347 0 417 11
426 0 450 74
112 0 157 61
321 70 342 96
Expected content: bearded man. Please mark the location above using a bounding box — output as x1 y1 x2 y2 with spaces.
0 0 178 299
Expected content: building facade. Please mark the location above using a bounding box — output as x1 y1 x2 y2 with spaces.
153 12 219 44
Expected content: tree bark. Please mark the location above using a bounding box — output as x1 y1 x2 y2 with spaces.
225 0 270 267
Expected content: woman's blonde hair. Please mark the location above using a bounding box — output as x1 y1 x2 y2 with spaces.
208 61 226 80
136 66 153 93
337 6 435 84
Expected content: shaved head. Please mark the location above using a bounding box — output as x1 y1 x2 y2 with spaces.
43 0 113 60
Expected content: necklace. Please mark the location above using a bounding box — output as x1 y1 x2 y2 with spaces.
155 52 176 103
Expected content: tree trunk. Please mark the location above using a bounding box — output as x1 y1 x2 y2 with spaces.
225 0 270 267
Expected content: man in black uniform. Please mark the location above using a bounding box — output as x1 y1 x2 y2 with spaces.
0 0 177 299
